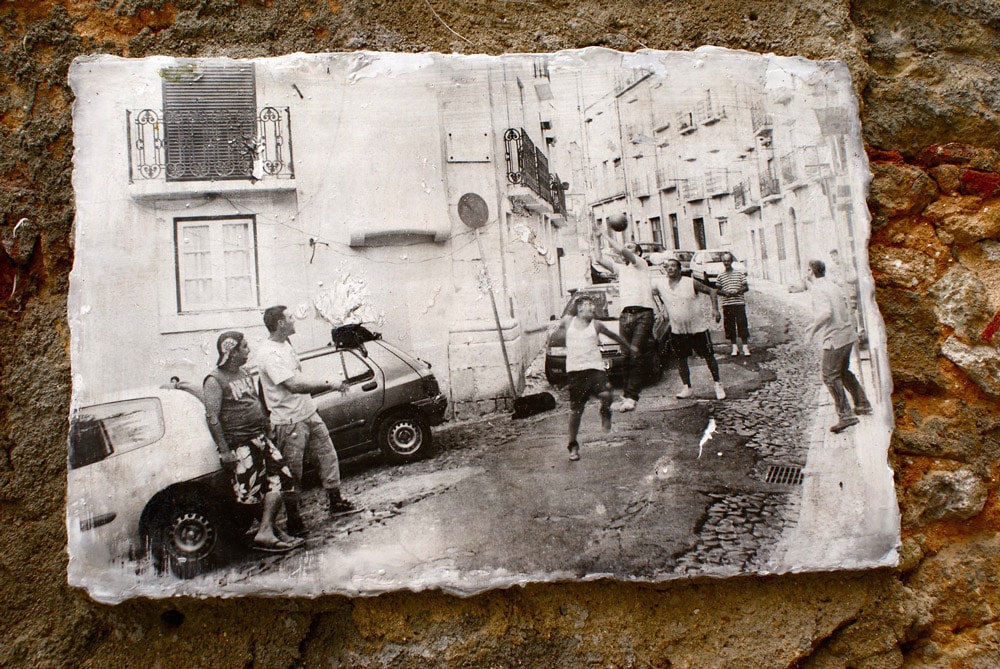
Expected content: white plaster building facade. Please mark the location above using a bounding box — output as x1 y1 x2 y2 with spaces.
70 53 582 418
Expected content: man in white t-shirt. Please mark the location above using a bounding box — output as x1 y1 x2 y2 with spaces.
596 231 656 412
257 305 358 536
651 258 726 400
804 260 872 433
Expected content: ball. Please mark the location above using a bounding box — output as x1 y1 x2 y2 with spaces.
607 214 628 232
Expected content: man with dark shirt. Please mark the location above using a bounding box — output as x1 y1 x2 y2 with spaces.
204 331 302 552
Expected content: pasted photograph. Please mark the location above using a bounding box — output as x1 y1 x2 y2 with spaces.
67 48 899 603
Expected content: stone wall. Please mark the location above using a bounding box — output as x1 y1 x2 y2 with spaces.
2 1 999 666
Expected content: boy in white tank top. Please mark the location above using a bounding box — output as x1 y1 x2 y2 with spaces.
559 296 632 461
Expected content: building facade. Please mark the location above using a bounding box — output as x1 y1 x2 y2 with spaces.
70 54 581 418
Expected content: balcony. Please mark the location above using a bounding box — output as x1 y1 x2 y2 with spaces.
677 111 696 135
759 172 781 199
680 177 705 202
732 180 759 214
751 103 772 137
549 173 568 218
704 169 729 197
505 128 558 211
656 168 676 191
127 107 294 183
696 92 721 126
780 152 808 190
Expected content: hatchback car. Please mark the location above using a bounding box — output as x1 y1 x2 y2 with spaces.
690 249 745 285
67 332 447 580
544 284 668 386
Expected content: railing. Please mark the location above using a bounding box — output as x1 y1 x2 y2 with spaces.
751 103 772 136
704 169 729 196
696 91 721 125
780 152 800 185
656 167 675 191
550 173 567 215
759 172 781 198
732 181 749 210
505 127 558 209
127 106 294 182
680 177 705 202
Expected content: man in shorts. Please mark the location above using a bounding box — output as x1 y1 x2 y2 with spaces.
203 331 302 552
652 258 726 400
559 295 634 461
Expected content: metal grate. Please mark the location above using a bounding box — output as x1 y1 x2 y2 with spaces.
764 464 804 486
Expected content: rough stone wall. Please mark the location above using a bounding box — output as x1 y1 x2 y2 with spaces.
1 1 999 666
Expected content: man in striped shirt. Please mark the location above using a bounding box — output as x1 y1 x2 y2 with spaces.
717 252 751 357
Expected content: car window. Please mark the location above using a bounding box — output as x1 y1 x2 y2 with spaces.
708 251 729 262
676 251 694 261
69 398 164 470
342 351 375 383
302 349 375 386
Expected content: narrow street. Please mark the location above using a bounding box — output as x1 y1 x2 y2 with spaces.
205 287 888 595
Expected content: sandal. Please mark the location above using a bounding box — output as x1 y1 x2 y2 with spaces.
252 539 296 553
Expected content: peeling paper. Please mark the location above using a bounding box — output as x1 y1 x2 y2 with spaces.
66 48 898 603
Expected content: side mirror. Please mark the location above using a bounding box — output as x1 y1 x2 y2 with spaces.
549 315 556 321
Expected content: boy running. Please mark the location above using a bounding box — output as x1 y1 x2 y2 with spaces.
561 295 635 461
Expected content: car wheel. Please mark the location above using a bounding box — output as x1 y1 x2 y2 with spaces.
147 496 224 579
378 412 432 463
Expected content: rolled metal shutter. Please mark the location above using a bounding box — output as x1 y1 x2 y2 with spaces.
162 64 257 181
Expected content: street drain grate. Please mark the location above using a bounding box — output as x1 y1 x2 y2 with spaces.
764 464 804 486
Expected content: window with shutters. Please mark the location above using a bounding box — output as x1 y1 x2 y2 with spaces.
162 64 257 181
174 215 260 313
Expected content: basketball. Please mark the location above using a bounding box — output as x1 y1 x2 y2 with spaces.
607 214 628 232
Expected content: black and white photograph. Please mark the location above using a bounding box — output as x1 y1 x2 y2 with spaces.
67 48 898 603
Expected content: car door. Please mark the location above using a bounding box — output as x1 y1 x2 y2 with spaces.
305 349 386 454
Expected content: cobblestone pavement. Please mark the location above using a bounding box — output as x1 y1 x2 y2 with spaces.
672 289 819 575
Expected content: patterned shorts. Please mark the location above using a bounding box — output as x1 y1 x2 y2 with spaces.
229 433 295 505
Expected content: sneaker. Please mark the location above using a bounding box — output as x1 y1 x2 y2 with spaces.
600 406 613 432
618 397 637 412
853 405 873 416
568 442 580 461
714 382 727 400
830 416 860 433
676 385 693 399
329 498 361 518
742 345 751 356
731 344 739 357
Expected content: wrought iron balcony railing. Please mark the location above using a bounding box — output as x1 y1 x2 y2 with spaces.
127 106 294 182
680 177 705 202
704 169 729 197
505 128 557 209
732 181 749 210
751 103 772 137
780 152 802 186
550 173 568 215
759 172 781 198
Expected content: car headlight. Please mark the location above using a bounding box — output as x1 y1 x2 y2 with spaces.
548 346 567 357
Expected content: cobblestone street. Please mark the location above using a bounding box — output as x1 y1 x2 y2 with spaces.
673 289 820 574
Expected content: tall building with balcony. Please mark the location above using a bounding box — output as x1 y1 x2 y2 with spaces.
70 54 580 418
579 51 865 294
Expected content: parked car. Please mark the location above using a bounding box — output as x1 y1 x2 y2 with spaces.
544 284 669 386
690 249 745 286
67 332 447 579
646 249 694 276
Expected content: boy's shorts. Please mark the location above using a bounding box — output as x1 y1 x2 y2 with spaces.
568 369 612 410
